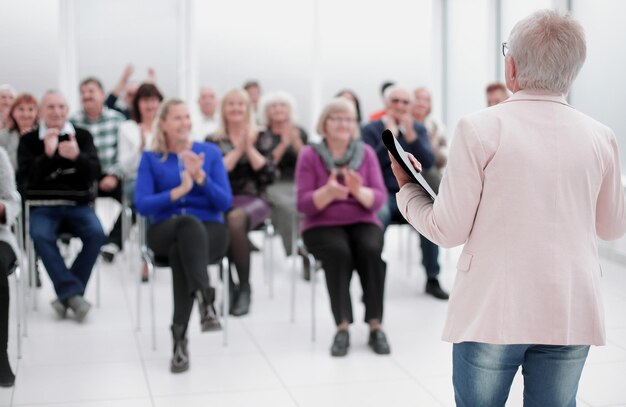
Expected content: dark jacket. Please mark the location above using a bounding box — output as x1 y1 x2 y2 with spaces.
17 127 101 203
361 119 435 193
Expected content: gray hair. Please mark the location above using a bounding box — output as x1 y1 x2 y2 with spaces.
0 84 17 97
507 9 586 94
258 91 298 127
383 85 413 102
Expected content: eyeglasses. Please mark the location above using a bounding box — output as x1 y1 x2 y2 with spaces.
390 98 410 105
501 42 508 57
327 116 356 124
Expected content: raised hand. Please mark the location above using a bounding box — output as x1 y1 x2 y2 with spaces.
326 169 349 200
57 134 80 161
43 128 60 157
342 168 363 196
180 150 205 179
179 170 194 195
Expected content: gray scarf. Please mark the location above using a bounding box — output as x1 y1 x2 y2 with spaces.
311 140 364 172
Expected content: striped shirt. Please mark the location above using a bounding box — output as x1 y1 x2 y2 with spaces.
71 107 125 177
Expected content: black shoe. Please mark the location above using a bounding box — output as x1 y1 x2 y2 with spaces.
170 324 189 373
196 288 221 332
230 285 251 316
248 237 260 252
100 243 120 263
425 278 449 300
331 330 350 357
0 356 15 387
368 330 391 355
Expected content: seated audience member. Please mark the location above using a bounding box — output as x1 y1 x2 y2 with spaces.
335 89 362 124
258 91 307 260
296 98 389 357
243 80 262 123
17 90 105 321
208 89 275 317
0 85 16 131
0 93 39 170
118 83 163 203
193 86 219 141
107 65 157 119
368 81 395 121
361 85 449 300
135 99 231 374
71 77 126 262
411 87 448 188
0 147 20 387
486 81 509 106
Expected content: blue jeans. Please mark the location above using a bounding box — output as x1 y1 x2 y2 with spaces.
453 342 590 407
378 194 440 278
30 205 106 302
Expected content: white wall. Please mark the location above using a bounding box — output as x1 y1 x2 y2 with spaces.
445 0 492 140
318 0 435 129
570 0 626 172
195 0 436 137
194 0 315 132
75 0 180 105
0 0 59 99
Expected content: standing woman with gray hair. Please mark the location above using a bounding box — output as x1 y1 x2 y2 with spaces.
258 91 307 265
391 10 626 406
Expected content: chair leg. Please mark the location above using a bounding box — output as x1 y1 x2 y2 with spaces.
309 254 316 342
96 260 101 308
268 226 275 300
221 257 229 347
27 237 37 312
135 257 141 331
143 253 156 351
14 267 22 359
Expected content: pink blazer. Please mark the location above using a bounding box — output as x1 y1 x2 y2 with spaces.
397 90 626 345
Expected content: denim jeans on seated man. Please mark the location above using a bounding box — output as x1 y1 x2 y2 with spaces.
453 342 589 407
30 205 106 303
378 195 441 277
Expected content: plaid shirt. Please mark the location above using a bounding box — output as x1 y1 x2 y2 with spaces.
71 107 125 177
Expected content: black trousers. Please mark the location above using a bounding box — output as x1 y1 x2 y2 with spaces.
303 223 386 326
147 216 228 326
0 242 16 355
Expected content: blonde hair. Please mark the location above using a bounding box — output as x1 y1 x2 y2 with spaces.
508 9 586 94
258 91 298 128
316 98 359 140
213 88 258 142
151 98 186 155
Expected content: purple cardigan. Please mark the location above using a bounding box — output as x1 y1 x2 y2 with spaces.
296 143 387 232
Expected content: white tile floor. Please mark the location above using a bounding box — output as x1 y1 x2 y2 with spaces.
2 224 626 406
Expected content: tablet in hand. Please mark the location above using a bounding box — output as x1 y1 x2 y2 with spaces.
382 129 437 201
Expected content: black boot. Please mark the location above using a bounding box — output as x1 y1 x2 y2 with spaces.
425 278 449 300
231 285 251 316
170 324 189 373
0 356 14 387
196 288 221 332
